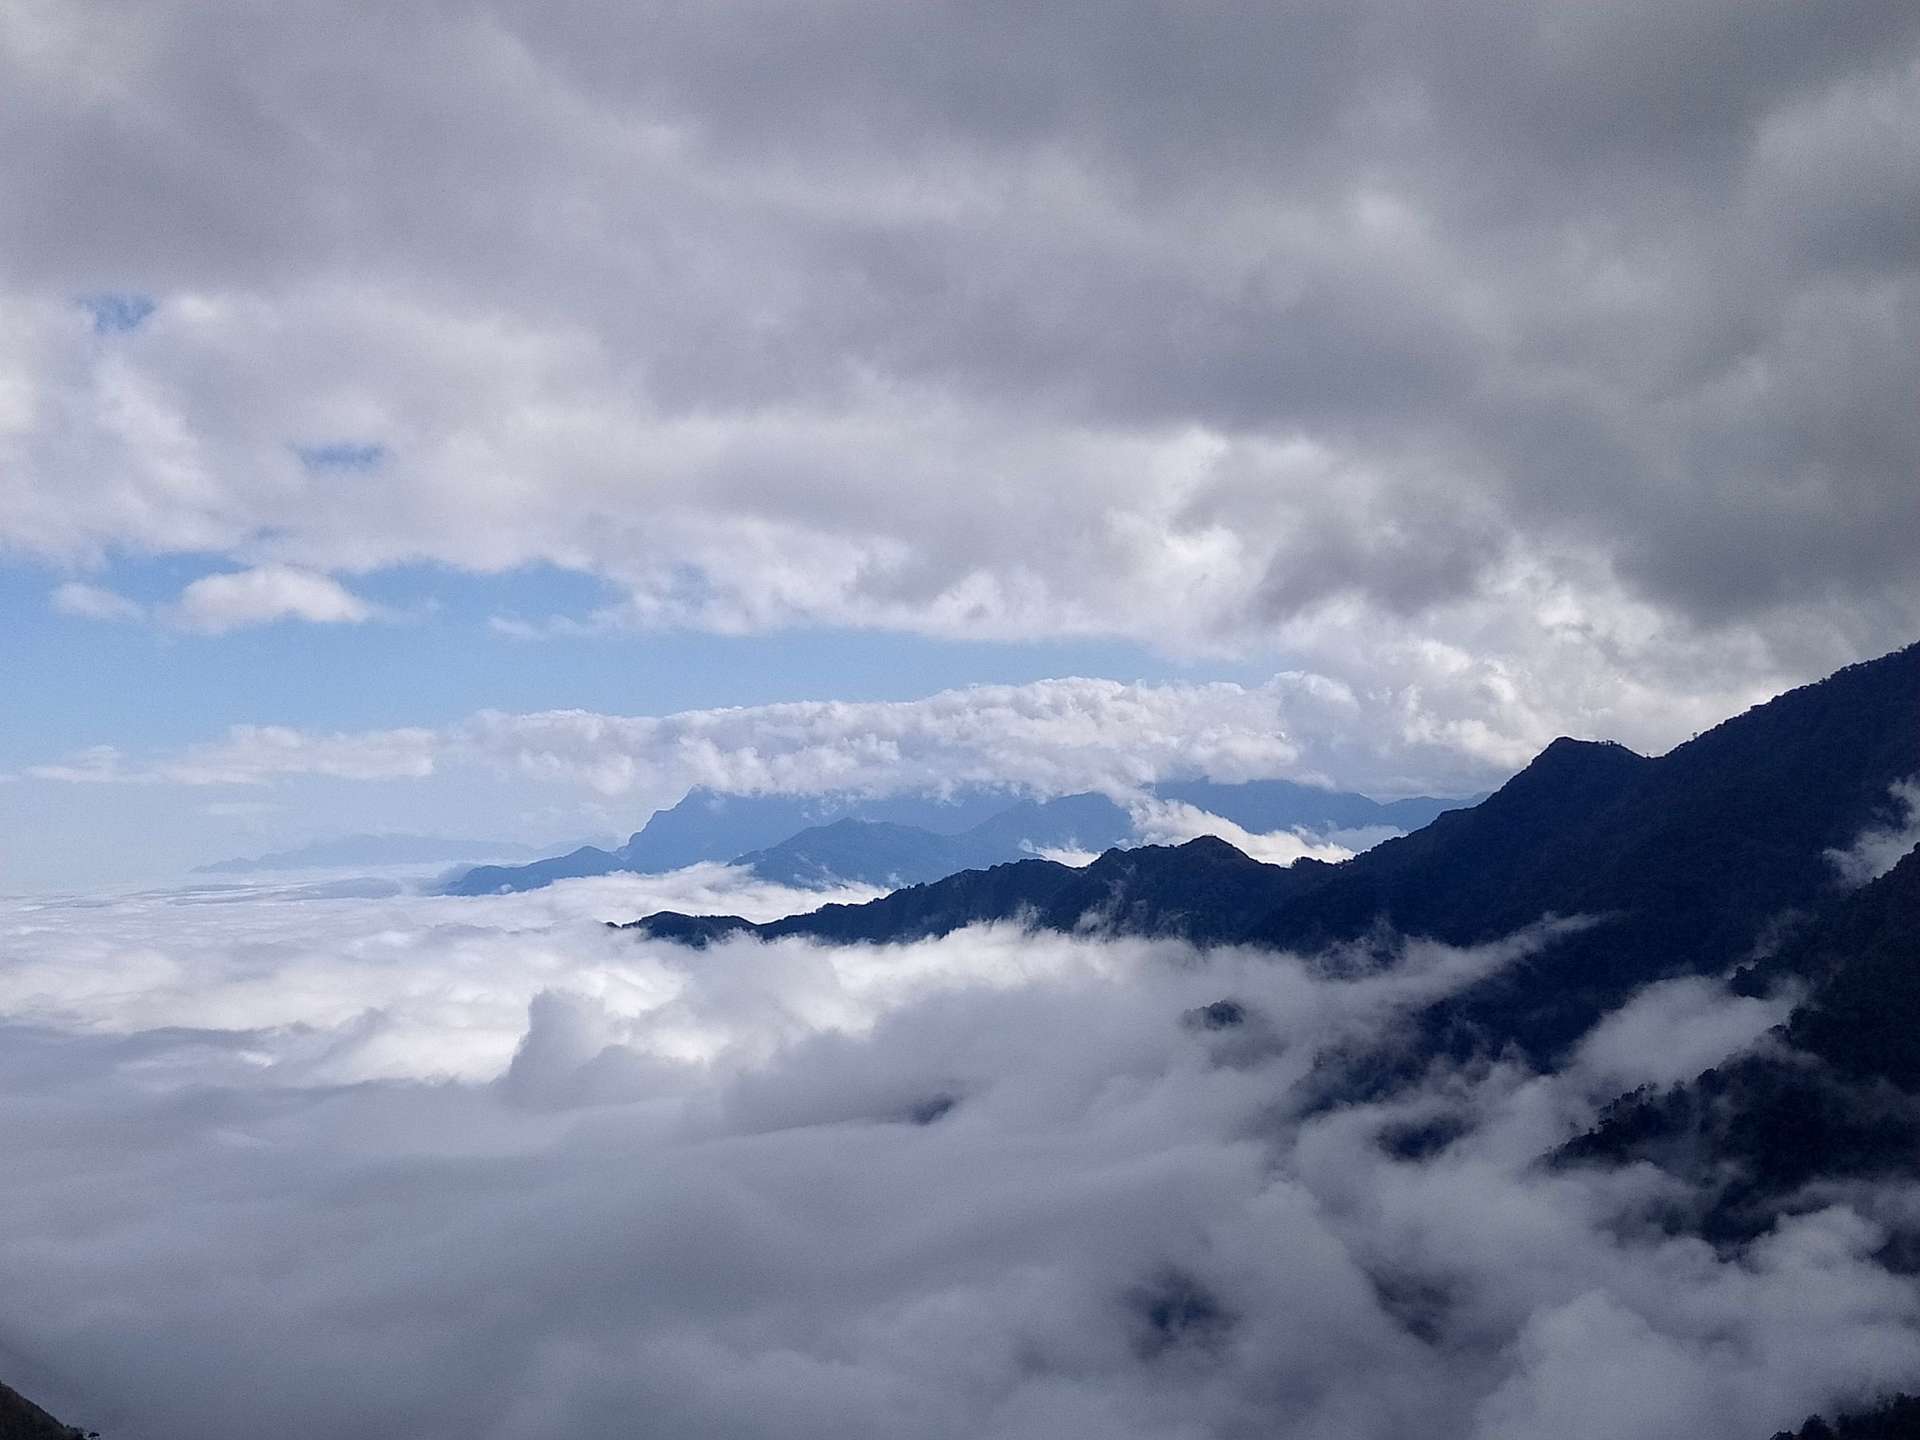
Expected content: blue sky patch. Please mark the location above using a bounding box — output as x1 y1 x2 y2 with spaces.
78 292 157 334
294 441 388 471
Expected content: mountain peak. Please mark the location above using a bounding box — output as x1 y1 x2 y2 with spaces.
1482 735 1651 812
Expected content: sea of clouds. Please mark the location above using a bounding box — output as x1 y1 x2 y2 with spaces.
2 864 1917 1439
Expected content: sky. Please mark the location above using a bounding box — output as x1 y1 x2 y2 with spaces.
5 0 1920 889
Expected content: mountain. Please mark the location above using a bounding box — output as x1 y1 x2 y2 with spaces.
733 792 1136 889
1769 1397 1920 1440
735 818 1012 890
444 785 1027 895
635 835 1295 949
1557 844 1920 1242
445 782 1462 896
0 1380 91 1440
626 642 1920 1070
1154 777 1462 834
195 833 553 874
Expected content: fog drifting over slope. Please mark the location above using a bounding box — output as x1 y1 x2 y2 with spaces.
2 868 1915 1439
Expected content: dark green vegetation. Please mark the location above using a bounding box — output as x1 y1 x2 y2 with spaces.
0 1381 93 1440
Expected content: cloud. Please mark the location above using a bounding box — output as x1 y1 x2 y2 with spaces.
50 566 383 635
1126 798 1359 867
23 743 130 784
21 671 1503 801
0 0 1915 749
0 874 1912 1439
49 580 144 622
1826 778 1920 887
171 564 375 633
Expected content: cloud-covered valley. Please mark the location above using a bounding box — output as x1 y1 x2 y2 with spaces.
3 866 1913 1439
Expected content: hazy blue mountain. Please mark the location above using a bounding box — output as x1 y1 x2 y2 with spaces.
445 785 1026 895
195 833 553 874
735 820 1011 890
628 641 1920 1072
445 780 1460 896
1154 778 1462 835
734 792 1137 889
621 786 1020 869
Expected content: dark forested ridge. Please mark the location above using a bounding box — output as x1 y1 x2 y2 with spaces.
0 1381 92 1440
1770 1395 1920 1440
1558 843 1920 1241
626 641 1920 1067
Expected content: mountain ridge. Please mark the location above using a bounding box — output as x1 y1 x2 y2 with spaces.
448 780 1467 895
624 641 1920 1070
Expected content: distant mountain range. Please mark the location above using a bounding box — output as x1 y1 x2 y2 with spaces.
195 834 561 874
443 780 1467 896
630 641 1920 1256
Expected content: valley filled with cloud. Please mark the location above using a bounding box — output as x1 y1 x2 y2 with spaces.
5 2 1920 1435
3 859 1914 1440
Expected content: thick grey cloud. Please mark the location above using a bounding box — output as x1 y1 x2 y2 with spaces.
2 0 1915 711
1 874 1914 1438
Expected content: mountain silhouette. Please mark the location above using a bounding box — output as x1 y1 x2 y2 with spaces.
448 782 1461 895
0 1380 92 1440
625 642 1920 1068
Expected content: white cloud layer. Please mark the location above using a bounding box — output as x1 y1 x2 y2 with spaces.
0 872 1911 1439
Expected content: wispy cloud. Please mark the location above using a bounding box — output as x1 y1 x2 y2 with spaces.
50 580 145 622
1826 778 1920 887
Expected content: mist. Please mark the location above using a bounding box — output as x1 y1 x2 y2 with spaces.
2 869 1913 1439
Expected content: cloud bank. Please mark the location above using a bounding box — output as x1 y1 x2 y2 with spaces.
2 872 1915 1438
3 0 1917 750
27 671 1502 803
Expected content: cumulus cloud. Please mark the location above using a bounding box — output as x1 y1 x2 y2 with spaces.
0 873 1914 1439
24 672 1480 800
0 0 1915 747
50 567 379 633
170 564 375 633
